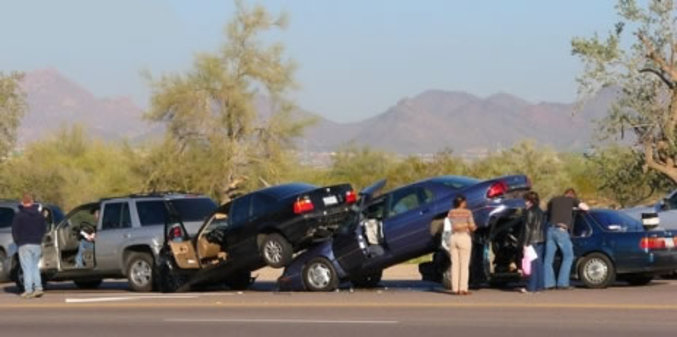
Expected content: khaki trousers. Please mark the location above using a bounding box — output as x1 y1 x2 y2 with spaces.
449 232 472 293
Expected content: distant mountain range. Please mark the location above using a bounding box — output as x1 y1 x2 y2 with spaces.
17 69 614 156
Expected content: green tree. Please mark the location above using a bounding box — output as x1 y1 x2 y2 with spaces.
144 1 310 202
0 72 26 160
572 0 677 184
327 144 394 191
587 145 674 207
0 126 143 209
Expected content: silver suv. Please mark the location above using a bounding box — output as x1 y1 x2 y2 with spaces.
2 193 217 292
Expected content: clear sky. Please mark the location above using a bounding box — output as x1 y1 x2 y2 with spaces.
0 0 618 122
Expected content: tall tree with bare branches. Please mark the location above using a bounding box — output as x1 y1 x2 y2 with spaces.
573 0 677 183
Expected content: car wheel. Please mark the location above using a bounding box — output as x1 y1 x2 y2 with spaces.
578 253 615 289
351 270 382 288
224 271 253 290
73 280 103 289
12 262 24 293
260 233 293 268
157 255 188 293
624 274 653 286
126 252 155 292
303 258 339 292
442 268 452 290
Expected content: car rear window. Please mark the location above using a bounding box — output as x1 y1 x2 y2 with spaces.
590 210 644 232
169 198 217 222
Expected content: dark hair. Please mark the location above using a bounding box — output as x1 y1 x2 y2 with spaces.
564 188 576 197
524 191 540 206
453 195 467 208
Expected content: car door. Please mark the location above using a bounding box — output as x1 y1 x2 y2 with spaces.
39 206 59 271
382 185 436 257
223 195 254 259
96 201 133 272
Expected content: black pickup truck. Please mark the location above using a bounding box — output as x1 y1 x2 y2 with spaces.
159 182 357 291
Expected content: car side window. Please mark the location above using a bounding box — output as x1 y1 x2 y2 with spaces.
666 193 677 210
102 202 132 230
572 214 592 238
230 195 252 228
0 207 15 228
389 188 421 216
136 201 170 227
418 188 435 205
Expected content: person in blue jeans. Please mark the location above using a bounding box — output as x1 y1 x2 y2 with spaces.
520 191 546 293
75 209 98 268
11 193 47 299
544 188 589 290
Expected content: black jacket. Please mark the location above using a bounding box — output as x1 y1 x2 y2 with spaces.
11 204 47 246
523 206 545 246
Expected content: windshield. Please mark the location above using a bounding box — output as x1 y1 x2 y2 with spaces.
590 210 644 232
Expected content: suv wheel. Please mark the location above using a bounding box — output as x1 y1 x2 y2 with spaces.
259 233 293 268
126 252 154 292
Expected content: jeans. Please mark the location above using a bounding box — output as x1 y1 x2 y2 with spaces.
75 240 94 268
526 243 545 292
18 244 42 293
544 227 574 288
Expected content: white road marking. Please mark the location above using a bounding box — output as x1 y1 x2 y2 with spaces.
65 295 198 303
164 318 399 325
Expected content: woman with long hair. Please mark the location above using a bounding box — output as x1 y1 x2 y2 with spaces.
447 194 476 295
521 191 546 293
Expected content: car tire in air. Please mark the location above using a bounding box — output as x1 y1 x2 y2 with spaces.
259 233 293 268
303 257 339 292
578 253 615 289
126 252 155 292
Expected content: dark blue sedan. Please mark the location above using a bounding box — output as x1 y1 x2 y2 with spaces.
569 209 677 288
278 175 531 291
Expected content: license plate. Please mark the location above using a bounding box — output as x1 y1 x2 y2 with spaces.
323 196 338 206
666 238 675 249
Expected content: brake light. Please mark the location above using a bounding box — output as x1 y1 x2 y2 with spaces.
345 190 357 204
487 181 508 199
169 225 183 240
293 197 315 214
640 237 667 250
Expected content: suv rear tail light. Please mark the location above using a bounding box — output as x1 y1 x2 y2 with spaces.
293 197 315 214
640 237 667 250
487 181 508 199
345 190 357 204
169 225 183 241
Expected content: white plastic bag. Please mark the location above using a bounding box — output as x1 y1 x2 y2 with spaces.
441 217 452 252
522 245 537 276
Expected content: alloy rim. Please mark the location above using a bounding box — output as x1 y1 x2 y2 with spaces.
583 258 608 284
264 240 283 264
131 260 152 287
306 262 331 289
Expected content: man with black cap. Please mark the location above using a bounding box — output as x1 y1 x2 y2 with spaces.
11 193 47 298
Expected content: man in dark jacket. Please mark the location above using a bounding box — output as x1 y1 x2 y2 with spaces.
11 193 47 298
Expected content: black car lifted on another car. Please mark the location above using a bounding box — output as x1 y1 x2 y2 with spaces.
158 182 357 291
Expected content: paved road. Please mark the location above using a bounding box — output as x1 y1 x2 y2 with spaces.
0 268 676 337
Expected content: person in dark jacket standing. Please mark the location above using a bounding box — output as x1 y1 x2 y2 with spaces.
520 191 546 293
11 193 47 298
544 188 589 290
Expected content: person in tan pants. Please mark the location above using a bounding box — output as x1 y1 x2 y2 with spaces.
447 195 476 295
